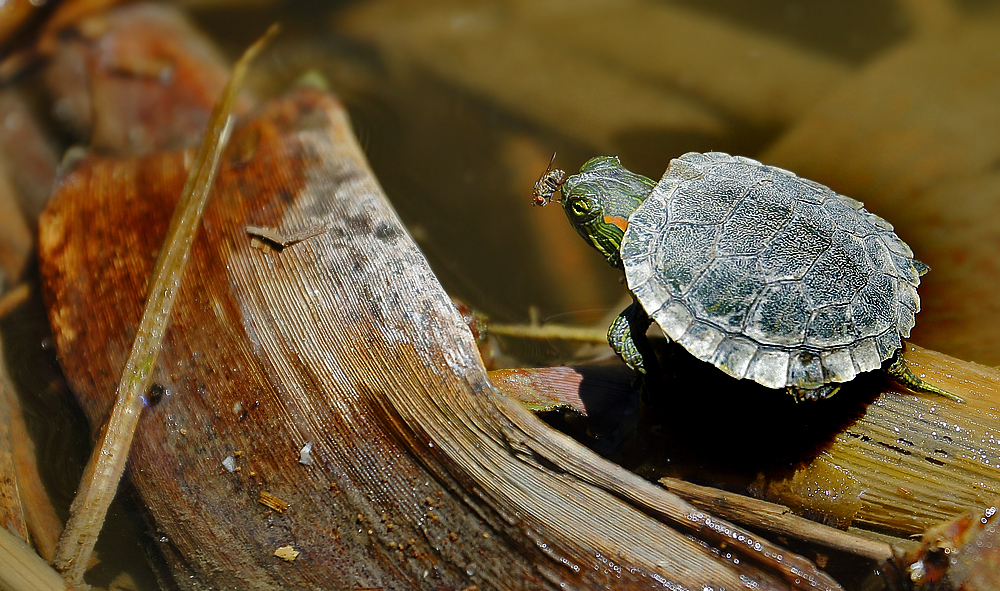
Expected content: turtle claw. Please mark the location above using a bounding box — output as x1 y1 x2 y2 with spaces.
886 352 965 403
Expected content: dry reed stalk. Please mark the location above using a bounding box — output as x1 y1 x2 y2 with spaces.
50 25 279 587
0 527 67 591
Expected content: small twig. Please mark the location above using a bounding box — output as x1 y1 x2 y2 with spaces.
51 25 280 588
658 476 894 561
246 222 328 251
258 491 290 513
1 331 63 561
489 322 608 343
0 283 30 319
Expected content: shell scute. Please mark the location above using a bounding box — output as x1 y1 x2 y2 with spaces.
884 234 915 257
631 280 668 322
876 329 903 359
897 302 916 338
869 213 895 232
745 282 810 346
630 190 668 229
820 348 857 383
759 212 833 281
863 236 895 275
728 155 758 166
712 336 757 380
716 182 795 256
851 274 897 336
652 301 695 341
679 322 726 361
789 177 829 204
839 195 865 210
824 196 877 237
668 176 748 225
748 349 790 390
806 304 858 347
851 339 882 373
676 151 714 166
655 223 718 296
899 280 920 312
626 257 654 289
801 233 869 307
620 216 658 269
788 351 825 389
688 256 766 332
717 156 777 187
890 251 921 284
665 155 707 182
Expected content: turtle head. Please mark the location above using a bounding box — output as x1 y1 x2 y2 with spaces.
556 156 655 269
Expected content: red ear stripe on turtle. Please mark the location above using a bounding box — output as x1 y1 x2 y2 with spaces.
603 215 629 232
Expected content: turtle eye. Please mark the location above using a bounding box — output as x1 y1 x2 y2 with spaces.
568 196 597 220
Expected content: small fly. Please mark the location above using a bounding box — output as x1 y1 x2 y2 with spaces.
531 152 567 206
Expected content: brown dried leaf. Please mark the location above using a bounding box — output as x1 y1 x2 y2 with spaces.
43 3 238 155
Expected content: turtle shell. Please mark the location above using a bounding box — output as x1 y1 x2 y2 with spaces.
621 152 924 391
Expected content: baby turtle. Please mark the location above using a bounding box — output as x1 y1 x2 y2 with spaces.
534 152 958 402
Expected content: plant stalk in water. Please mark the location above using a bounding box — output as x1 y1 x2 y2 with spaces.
51 25 279 588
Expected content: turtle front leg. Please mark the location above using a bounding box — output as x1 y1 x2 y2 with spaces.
608 299 659 376
885 351 965 403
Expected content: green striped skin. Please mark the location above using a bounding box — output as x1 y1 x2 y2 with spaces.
560 157 656 269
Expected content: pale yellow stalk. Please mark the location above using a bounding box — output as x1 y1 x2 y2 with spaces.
51 25 279 588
